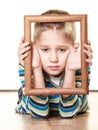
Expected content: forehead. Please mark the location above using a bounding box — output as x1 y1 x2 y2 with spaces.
39 29 64 37
37 29 72 47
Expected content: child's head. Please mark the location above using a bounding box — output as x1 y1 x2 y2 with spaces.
33 9 76 44
33 9 76 76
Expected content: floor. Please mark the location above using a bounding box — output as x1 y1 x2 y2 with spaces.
0 91 98 130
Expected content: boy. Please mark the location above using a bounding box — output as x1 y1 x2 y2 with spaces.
16 9 93 118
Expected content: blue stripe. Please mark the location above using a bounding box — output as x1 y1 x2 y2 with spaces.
60 99 79 112
76 69 81 73
88 66 91 71
22 95 27 104
29 98 49 111
75 80 81 82
50 103 58 109
36 95 48 100
21 81 25 86
19 74 24 77
49 95 60 99
61 95 76 103
19 69 24 73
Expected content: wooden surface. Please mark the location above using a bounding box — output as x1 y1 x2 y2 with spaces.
0 91 98 130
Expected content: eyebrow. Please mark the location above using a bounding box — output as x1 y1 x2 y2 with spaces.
38 43 71 48
57 45 71 48
38 45 49 48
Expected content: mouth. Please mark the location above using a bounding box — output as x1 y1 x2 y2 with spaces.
48 66 59 71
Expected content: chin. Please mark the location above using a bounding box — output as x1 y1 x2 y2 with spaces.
43 68 64 76
48 71 63 77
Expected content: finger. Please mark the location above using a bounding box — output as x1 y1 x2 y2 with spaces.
20 52 29 60
18 42 30 52
74 43 79 48
18 46 30 54
18 45 30 56
84 44 93 53
85 59 93 66
73 43 79 52
83 50 93 59
87 40 91 45
19 52 29 65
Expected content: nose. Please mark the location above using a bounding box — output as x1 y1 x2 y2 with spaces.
50 50 58 63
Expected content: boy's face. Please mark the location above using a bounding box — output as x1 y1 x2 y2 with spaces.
36 29 72 76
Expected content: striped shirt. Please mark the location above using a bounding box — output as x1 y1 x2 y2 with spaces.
16 64 90 118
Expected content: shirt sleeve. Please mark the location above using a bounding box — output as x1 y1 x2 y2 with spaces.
75 66 91 88
18 63 25 86
59 67 91 118
59 95 89 118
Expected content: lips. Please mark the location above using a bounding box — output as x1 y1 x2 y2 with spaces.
49 66 59 71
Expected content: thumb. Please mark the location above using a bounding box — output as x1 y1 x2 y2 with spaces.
73 43 79 52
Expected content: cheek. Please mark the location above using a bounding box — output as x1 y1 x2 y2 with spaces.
41 57 46 64
60 58 67 66
38 52 47 64
60 50 71 63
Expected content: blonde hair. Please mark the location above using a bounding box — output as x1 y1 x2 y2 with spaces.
33 9 76 44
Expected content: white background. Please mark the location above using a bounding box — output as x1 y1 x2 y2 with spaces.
0 0 97 90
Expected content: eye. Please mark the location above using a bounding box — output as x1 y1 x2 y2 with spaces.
59 48 66 52
41 48 49 52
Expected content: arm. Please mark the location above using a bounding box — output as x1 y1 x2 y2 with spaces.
18 37 30 86
62 43 80 98
18 37 45 89
59 41 93 118
62 70 75 98
32 45 45 88
59 94 89 118
33 68 45 88
59 67 90 118
62 41 93 98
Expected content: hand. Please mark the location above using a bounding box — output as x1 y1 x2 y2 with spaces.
32 45 42 69
66 43 81 71
18 37 30 66
66 40 93 71
32 45 45 90
83 40 93 66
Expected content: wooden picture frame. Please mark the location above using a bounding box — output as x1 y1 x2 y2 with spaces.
24 14 88 95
